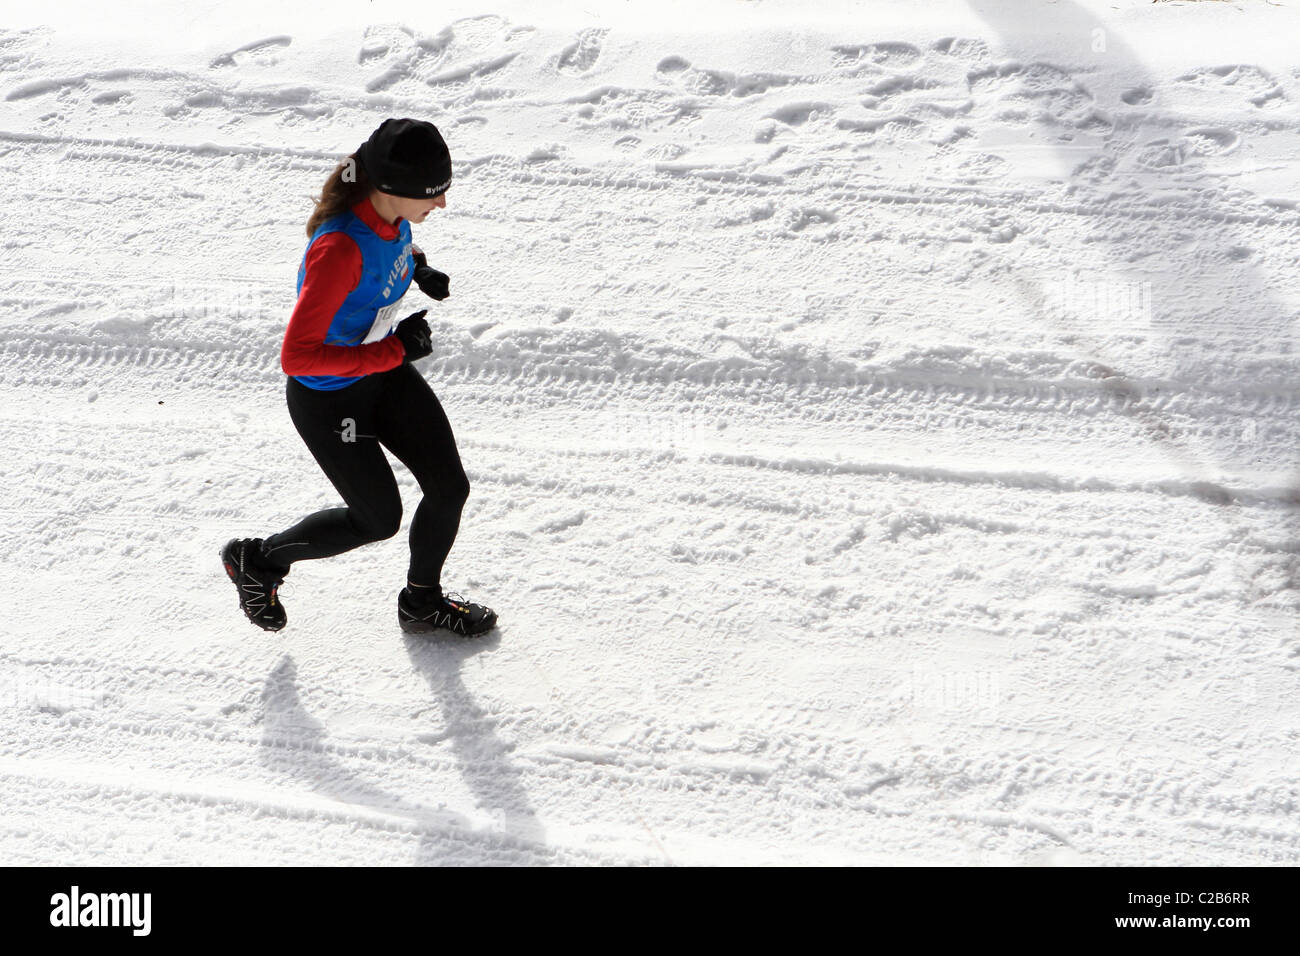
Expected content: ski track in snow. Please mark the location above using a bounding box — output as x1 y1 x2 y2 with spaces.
1 2 1298 865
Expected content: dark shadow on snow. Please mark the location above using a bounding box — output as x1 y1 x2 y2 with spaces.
400 629 549 851
258 650 552 865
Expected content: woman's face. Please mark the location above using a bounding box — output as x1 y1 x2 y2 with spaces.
388 190 448 224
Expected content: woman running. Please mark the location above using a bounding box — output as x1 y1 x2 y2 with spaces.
222 117 497 637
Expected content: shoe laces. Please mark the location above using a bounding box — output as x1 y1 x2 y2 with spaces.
256 566 285 606
442 591 491 617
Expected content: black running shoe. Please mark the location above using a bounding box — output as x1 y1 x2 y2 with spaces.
398 588 497 636
221 538 288 632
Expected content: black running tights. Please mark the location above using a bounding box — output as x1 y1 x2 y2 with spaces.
261 362 470 588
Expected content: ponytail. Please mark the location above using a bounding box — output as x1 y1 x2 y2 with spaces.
305 155 371 237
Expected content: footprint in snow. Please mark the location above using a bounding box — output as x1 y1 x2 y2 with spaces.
656 55 690 77
931 36 991 62
786 207 839 233
1133 139 1189 170
525 144 566 163
830 41 922 71
535 510 587 534
557 28 608 76
209 35 291 69
862 75 922 101
654 54 793 98
835 115 928 142
360 24 451 93
1174 64 1286 108
767 101 834 126
967 61 1112 134
1181 126 1241 156
1121 86 1153 106
954 152 1012 182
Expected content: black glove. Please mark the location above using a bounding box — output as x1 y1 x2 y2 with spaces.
412 251 450 301
394 310 432 363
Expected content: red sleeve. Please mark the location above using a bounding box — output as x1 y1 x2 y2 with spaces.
279 232 406 377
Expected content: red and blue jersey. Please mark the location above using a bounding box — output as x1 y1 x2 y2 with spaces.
280 196 415 390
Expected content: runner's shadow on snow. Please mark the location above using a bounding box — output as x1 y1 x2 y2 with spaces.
258 654 551 865
401 630 550 855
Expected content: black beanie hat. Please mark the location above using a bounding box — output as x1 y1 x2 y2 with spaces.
356 118 452 199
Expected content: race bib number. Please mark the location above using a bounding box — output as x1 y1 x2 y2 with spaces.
362 301 405 344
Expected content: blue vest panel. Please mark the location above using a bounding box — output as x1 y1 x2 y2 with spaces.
291 209 414 391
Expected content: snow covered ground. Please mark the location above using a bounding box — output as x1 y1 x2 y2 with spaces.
1 0 1297 865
